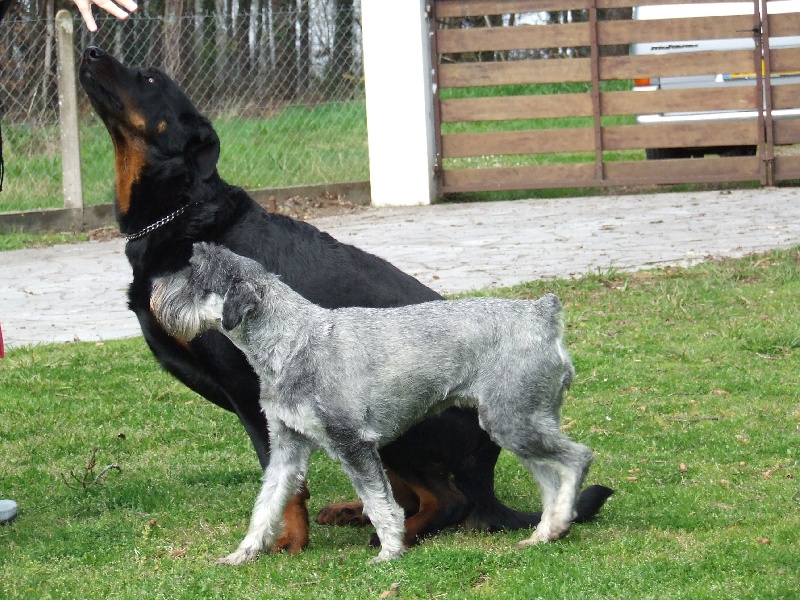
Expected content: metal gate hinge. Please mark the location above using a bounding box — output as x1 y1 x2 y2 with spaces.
738 27 761 37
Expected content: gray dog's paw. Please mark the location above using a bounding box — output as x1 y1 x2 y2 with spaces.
216 547 259 565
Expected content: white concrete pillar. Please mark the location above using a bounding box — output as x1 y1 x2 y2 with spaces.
361 0 437 206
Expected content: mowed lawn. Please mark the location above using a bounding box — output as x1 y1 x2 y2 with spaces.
0 101 369 213
1 248 798 599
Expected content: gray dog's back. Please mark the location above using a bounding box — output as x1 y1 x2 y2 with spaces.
277 293 573 447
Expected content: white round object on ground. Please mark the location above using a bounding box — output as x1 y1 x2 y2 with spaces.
0 499 18 523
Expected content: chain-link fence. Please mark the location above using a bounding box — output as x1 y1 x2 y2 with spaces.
0 3 367 213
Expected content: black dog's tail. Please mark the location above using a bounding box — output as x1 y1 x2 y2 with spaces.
573 484 615 523
463 484 614 532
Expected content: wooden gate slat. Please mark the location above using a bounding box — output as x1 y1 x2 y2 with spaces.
437 15 752 53
772 83 800 110
440 155 760 193
440 87 757 123
434 0 751 16
774 155 800 180
597 0 753 8
435 0 588 18
770 47 800 72
441 121 758 159
599 15 753 46
439 58 590 87
441 94 593 122
602 156 760 183
604 122 759 150
604 87 757 116
437 15 756 52
773 119 800 145
440 51 756 88
442 129 595 157
441 163 597 193
603 50 755 80
437 23 589 54
767 11 800 37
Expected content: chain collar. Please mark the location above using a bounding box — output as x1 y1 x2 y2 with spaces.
124 203 194 243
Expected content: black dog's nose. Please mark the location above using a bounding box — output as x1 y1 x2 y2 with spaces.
83 46 106 62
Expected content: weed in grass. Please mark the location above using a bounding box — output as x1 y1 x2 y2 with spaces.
60 446 121 492
1 250 798 598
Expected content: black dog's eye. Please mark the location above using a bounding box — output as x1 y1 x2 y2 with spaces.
147 76 156 84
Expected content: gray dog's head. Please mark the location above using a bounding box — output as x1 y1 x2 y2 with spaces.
150 243 262 341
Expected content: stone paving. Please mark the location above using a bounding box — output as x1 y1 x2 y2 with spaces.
2 188 799 348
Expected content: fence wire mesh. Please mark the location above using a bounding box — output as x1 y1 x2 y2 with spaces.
0 4 367 213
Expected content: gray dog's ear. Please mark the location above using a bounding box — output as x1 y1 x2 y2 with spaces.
221 281 259 332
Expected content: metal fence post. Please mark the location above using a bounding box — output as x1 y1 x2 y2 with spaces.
55 9 83 211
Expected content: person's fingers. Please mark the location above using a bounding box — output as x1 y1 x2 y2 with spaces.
71 0 138 31
114 0 138 14
73 0 99 32
92 0 132 20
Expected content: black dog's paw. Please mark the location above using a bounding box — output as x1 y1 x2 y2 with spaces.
316 502 371 527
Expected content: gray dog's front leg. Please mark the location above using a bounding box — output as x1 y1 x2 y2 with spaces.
218 422 313 565
335 440 406 562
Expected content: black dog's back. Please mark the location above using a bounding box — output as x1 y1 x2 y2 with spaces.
226 190 442 309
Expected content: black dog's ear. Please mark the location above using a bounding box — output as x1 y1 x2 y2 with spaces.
221 282 258 332
184 115 220 181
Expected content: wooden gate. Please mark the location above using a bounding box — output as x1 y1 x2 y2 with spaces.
431 0 800 194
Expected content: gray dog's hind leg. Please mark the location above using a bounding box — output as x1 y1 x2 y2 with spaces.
333 440 407 562
516 437 594 547
218 423 313 565
481 402 594 547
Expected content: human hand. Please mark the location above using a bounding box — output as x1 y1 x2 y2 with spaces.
71 0 138 32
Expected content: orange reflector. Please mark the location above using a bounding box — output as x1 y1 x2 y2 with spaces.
634 78 651 87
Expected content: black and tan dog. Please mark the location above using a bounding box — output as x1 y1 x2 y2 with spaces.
78 47 612 552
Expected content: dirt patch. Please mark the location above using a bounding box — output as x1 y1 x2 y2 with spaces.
86 192 368 242
257 192 369 221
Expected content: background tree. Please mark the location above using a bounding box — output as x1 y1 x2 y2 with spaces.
164 0 184 77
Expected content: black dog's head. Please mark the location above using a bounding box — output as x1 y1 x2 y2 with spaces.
79 47 220 216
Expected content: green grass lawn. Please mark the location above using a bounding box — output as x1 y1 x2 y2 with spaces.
0 102 369 213
0 231 91 252
1 249 798 599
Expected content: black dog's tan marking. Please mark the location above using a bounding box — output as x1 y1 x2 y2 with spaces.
111 132 147 216
78 46 612 553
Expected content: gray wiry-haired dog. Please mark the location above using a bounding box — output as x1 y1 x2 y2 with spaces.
151 242 595 564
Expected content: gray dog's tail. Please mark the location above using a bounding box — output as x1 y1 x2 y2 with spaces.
539 292 567 341
537 293 574 392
